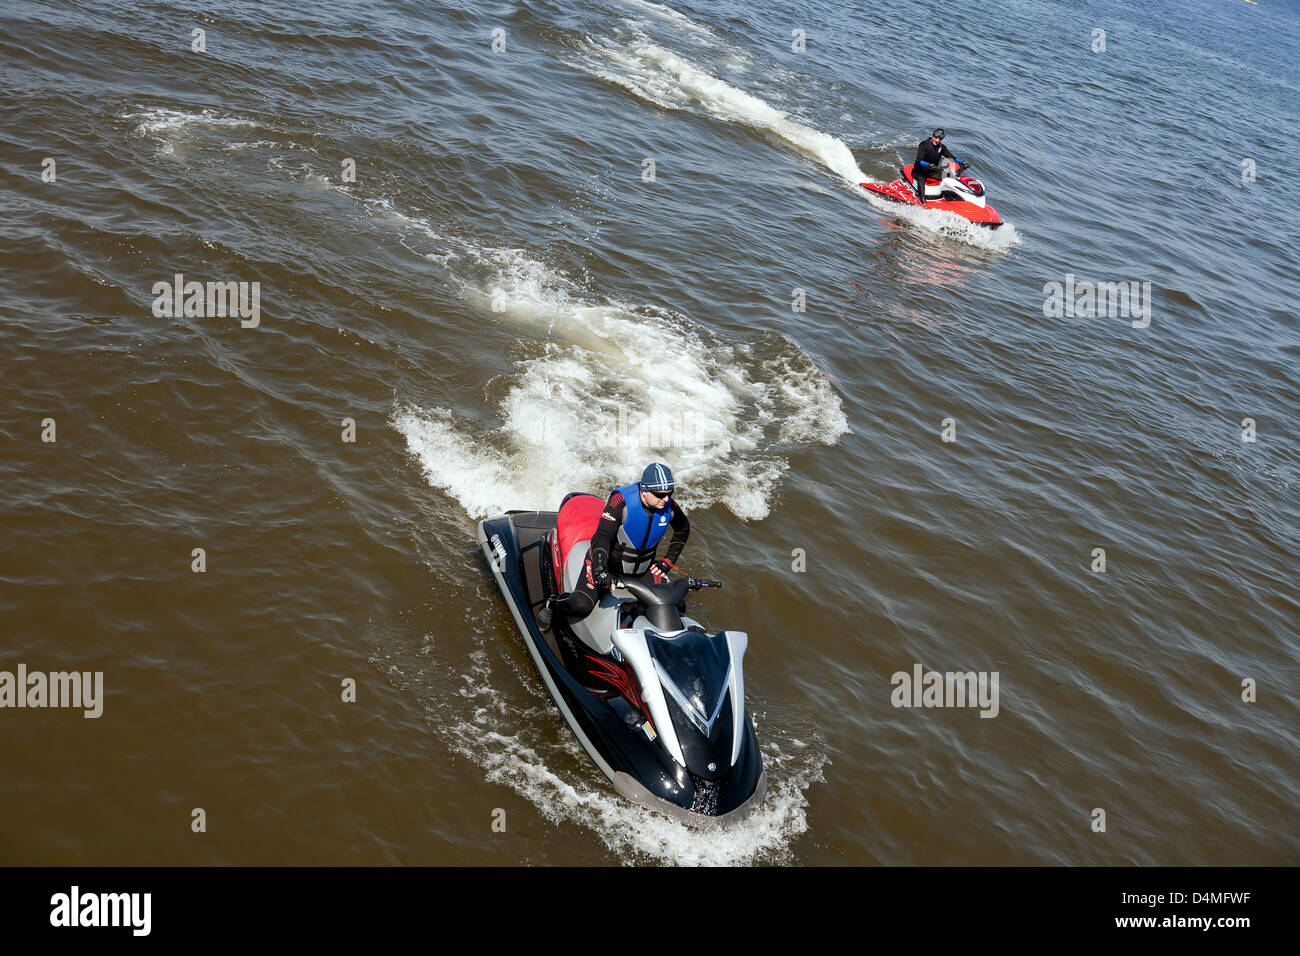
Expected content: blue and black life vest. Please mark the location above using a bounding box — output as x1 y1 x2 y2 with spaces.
609 482 671 575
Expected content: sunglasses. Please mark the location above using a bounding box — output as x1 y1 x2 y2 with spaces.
646 489 672 500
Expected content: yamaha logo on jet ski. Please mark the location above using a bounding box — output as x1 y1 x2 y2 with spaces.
476 492 766 826
488 533 507 572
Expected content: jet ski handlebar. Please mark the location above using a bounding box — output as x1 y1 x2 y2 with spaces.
611 574 723 632
611 575 723 605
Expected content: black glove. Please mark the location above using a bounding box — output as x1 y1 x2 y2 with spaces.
650 558 674 579
590 549 612 589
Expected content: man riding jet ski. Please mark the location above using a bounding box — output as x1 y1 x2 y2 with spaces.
476 462 766 824
860 126 1004 227
913 128 962 201
536 463 689 633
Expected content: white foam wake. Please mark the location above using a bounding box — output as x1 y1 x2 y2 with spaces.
617 0 719 45
127 107 263 155
233 123 848 520
391 234 847 521
567 37 868 185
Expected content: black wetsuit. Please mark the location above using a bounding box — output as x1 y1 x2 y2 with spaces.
554 489 690 621
914 138 955 198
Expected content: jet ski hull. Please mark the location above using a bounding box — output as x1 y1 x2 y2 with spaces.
477 511 766 827
861 163 1003 228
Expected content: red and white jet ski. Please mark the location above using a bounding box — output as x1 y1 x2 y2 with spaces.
861 161 1003 228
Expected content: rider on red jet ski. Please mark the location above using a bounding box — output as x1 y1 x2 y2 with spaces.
536 463 689 633
913 128 964 202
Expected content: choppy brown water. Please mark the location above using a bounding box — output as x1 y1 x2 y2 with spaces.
2 0 1298 865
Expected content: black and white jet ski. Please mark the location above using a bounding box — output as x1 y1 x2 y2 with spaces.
477 492 766 826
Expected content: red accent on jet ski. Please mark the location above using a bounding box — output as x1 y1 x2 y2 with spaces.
555 493 605 590
586 654 644 710
860 163 1002 228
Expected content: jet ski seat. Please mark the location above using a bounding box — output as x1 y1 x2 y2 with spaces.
554 492 604 590
553 492 623 654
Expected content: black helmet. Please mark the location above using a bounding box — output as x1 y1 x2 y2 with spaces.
932 128 945 140
638 462 674 494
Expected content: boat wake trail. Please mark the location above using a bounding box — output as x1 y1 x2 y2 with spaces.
567 36 868 186
565 30 1020 249
390 231 847 522
218 133 845 520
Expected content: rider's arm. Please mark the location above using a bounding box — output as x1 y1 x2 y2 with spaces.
662 502 690 565
589 492 626 581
